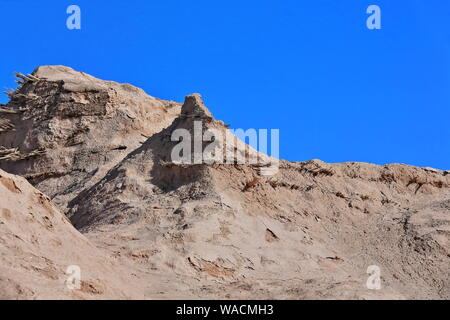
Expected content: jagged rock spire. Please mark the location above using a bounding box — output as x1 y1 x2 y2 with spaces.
181 93 213 118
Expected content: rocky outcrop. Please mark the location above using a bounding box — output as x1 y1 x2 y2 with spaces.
0 66 181 211
0 66 449 299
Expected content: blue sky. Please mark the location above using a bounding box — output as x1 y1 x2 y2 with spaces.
1 0 449 169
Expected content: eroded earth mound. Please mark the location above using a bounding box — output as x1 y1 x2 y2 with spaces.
0 66 449 299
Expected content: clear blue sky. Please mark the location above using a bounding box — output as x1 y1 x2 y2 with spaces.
1 0 449 169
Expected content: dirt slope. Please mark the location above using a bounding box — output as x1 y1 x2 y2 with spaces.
0 66 449 299
0 66 181 211
0 169 144 299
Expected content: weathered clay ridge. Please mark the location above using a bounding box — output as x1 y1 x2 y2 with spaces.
0 66 449 299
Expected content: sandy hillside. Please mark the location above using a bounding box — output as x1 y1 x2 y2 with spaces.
0 168 145 299
0 66 449 299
